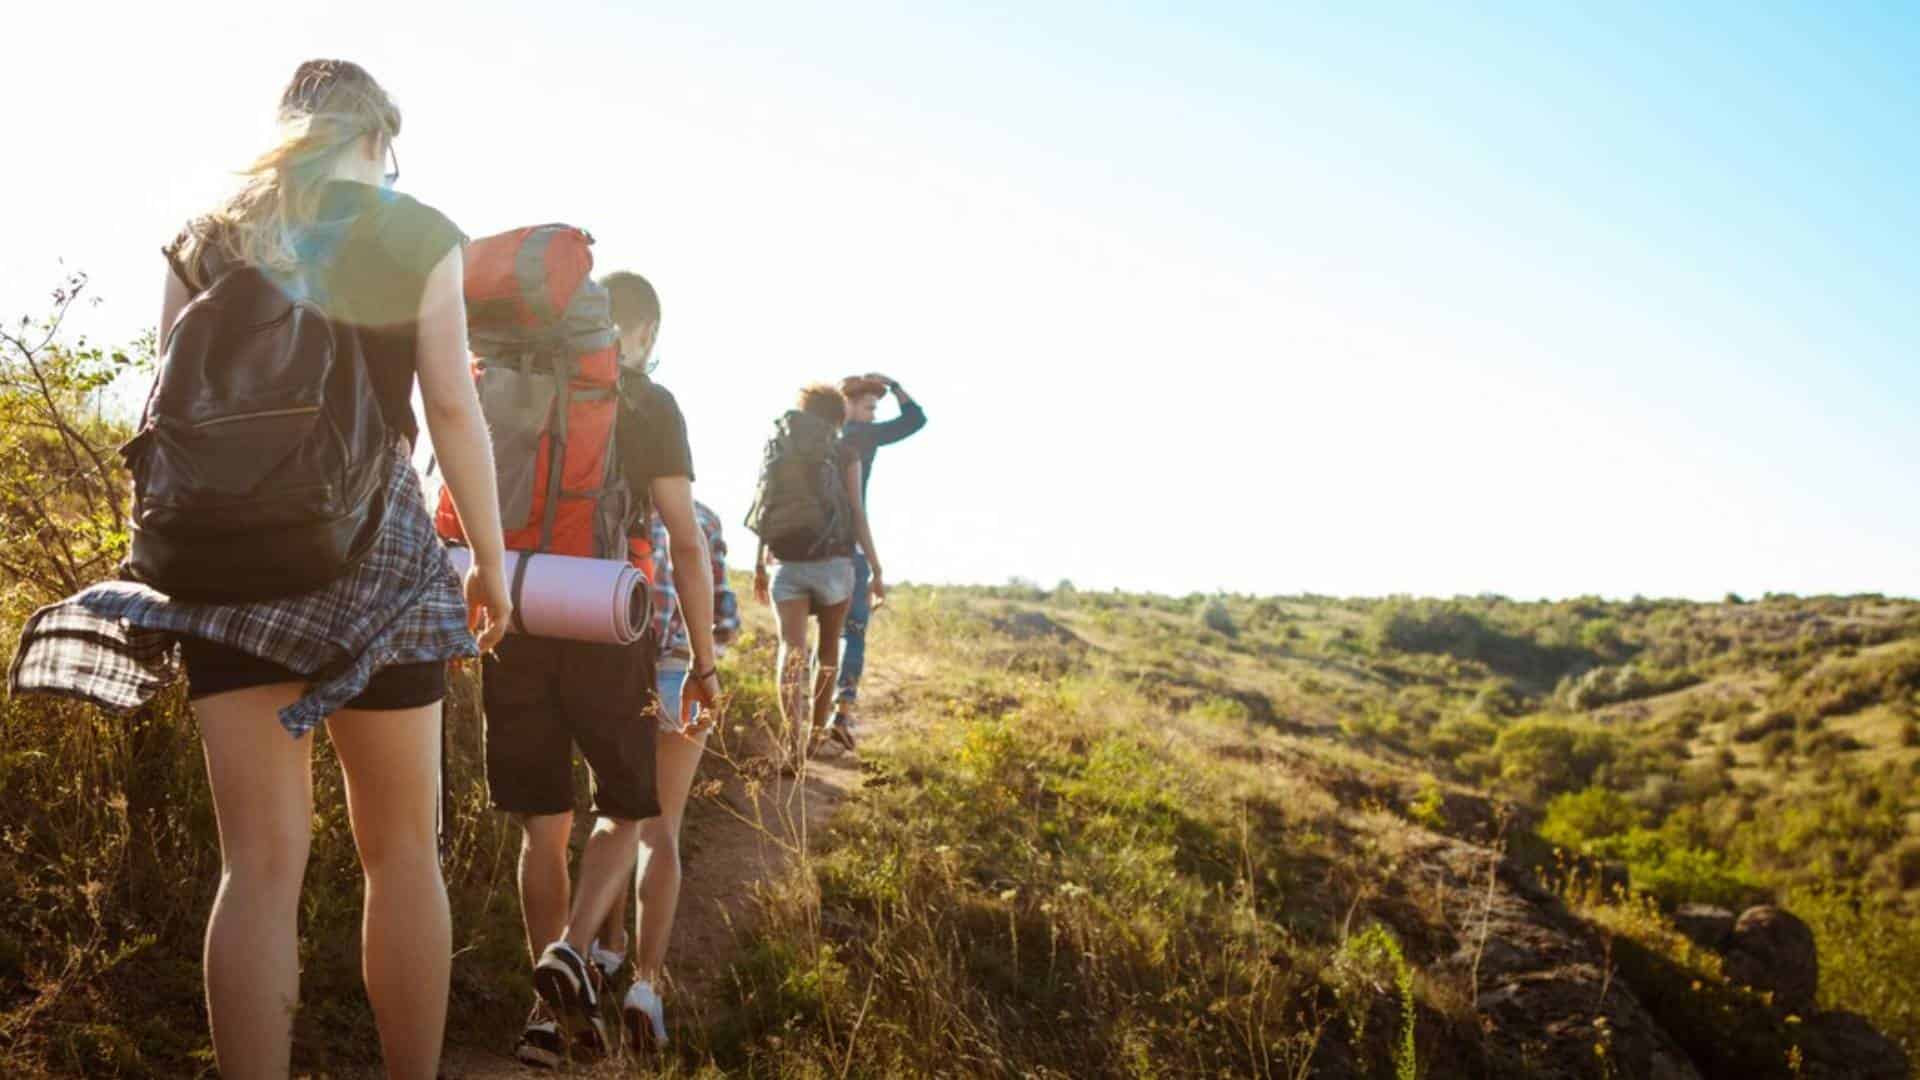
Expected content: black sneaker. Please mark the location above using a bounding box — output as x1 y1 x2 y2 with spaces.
514 1004 565 1070
533 941 607 1059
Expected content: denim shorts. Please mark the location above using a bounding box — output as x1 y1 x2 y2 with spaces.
771 557 855 609
655 663 702 735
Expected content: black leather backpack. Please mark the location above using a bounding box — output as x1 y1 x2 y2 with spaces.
122 254 391 601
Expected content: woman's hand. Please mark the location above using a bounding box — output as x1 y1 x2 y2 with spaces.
754 566 771 607
869 564 887 610
683 667 723 736
465 559 512 654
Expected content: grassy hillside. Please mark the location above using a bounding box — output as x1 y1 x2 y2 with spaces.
3 285 1916 1076
4 577 1916 1077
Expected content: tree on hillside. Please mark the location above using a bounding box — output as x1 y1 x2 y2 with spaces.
0 272 151 599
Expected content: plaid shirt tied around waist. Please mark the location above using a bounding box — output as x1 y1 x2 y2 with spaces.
8 450 477 737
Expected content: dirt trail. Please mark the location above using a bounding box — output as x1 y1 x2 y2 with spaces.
347 702 878 1079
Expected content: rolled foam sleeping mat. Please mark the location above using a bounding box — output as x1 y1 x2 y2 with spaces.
445 546 648 645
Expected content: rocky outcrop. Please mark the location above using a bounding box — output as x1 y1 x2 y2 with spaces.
1668 904 1735 950
1412 838 1702 1079
1720 905 1818 1013
1799 1010 1912 1079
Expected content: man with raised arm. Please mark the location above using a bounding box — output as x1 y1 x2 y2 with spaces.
825 373 925 752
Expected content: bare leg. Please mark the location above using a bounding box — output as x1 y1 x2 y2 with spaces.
774 597 815 763
633 727 709 984
812 601 850 746
329 702 450 1080
561 817 641 954
518 812 574 965
598 884 630 958
194 683 312 1080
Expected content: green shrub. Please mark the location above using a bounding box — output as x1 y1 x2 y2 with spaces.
1408 776 1446 831
1622 841 1763 909
1758 729 1794 766
1330 924 1417 1080
1423 713 1501 762
1190 695 1251 726
1539 786 1643 849
1198 598 1237 637
1491 717 1618 799
1774 644 1920 723
1561 663 1700 710
1788 886 1920 1059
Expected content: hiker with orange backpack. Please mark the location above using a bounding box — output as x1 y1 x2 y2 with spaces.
433 240 717 1064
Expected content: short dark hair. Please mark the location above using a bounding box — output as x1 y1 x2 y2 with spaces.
600 271 660 331
796 383 847 426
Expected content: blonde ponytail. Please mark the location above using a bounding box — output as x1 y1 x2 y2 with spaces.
177 60 401 287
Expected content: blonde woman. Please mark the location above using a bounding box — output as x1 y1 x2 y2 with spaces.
11 60 508 1079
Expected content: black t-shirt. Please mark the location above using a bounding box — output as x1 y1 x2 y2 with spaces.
617 373 695 523
162 181 465 444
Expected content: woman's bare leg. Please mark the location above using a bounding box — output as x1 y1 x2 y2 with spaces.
329 702 450 1080
774 597 815 763
811 601 850 747
633 725 709 984
195 683 313 1080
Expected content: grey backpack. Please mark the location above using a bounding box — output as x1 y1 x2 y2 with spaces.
744 411 854 561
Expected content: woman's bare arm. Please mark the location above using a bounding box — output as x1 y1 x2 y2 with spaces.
414 247 511 648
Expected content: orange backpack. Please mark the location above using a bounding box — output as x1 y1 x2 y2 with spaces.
433 225 654 581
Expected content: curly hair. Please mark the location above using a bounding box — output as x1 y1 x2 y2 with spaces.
796 383 847 426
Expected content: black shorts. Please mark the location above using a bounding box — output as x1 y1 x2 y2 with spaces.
181 636 446 710
481 634 659 821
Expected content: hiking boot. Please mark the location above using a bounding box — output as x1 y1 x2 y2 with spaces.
623 978 670 1053
514 1003 565 1070
828 708 859 754
533 941 607 1058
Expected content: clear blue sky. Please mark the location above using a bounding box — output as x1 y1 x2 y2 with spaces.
4 1 1915 599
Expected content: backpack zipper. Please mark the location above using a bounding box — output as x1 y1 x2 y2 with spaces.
190 405 321 429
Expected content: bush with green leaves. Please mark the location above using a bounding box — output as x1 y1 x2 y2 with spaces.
1198 597 1237 637
1490 717 1618 799
1539 786 1644 848
0 272 151 595
1559 663 1700 710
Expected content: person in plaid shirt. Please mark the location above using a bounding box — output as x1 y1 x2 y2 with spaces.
9 61 511 1080
644 501 741 681
589 500 738 1036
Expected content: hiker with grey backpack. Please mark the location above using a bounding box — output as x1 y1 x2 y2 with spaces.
747 383 885 774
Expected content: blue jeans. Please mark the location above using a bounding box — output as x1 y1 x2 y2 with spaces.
837 551 870 704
